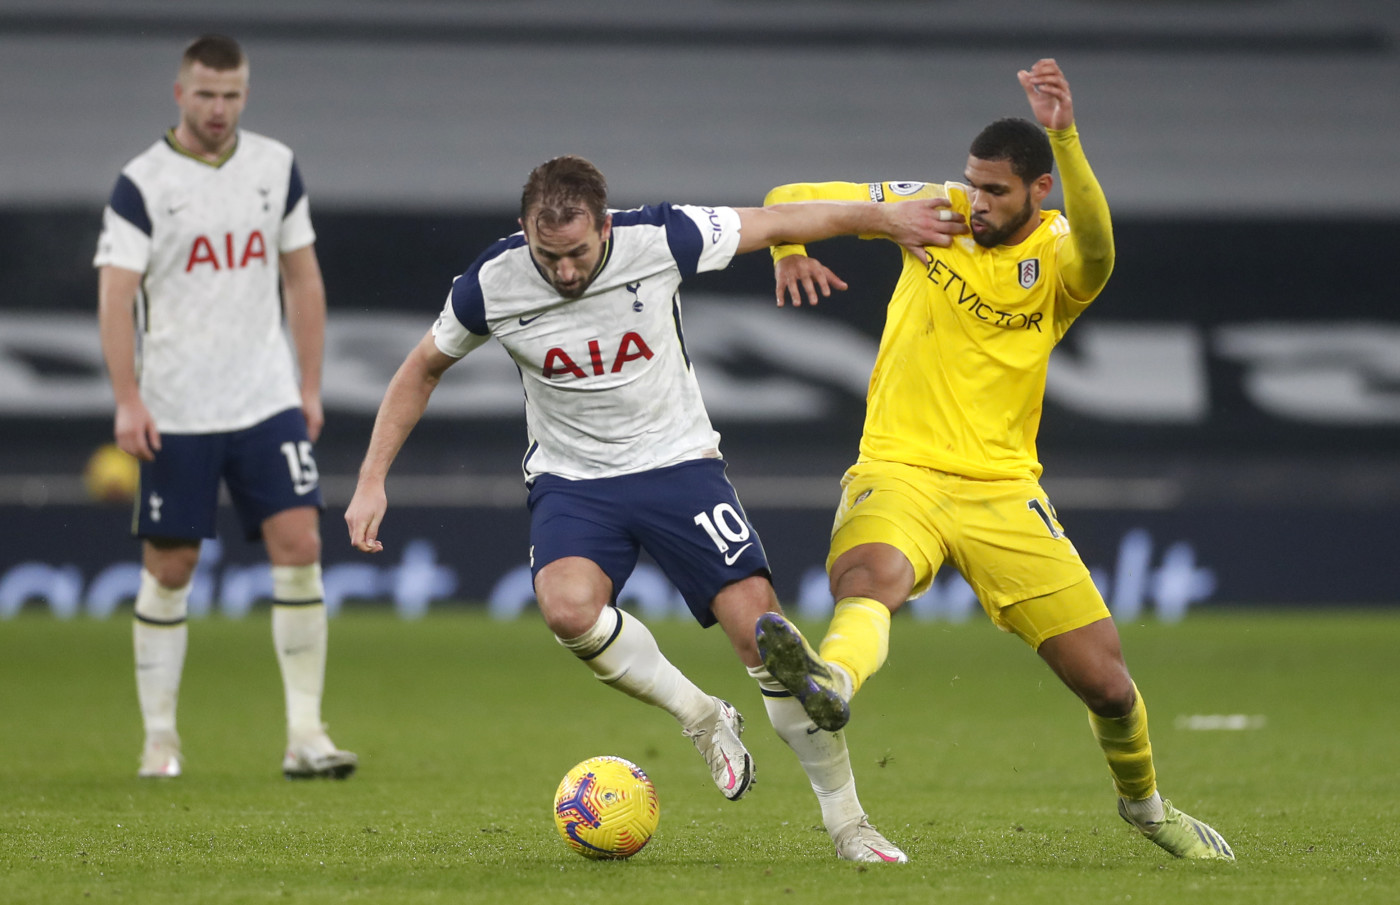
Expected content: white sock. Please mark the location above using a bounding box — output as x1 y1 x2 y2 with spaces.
832 664 855 701
133 569 190 741
271 564 327 745
749 664 865 832
557 607 715 731
1120 790 1165 825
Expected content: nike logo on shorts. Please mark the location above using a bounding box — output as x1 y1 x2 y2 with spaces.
723 543 753 566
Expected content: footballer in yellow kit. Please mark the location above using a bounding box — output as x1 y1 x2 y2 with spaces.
753 59 1236 862
765 152 1110 639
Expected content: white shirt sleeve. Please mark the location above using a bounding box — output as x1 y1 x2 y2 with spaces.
671 204 742 274
279 195 317 253
431 289 490 359
93 205 151 272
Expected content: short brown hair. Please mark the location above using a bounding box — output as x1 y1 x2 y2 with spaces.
181 34 245 73
520 155 608 232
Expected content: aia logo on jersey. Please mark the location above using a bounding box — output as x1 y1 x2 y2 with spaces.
1018 258 1040 289
186 230 268 272
542 332 654 379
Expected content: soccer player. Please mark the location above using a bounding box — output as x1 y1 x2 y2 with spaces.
753 59 1235 861
344 155 964 861
95 35 356 780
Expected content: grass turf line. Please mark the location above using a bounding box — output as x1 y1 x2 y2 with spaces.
1 608 1397 904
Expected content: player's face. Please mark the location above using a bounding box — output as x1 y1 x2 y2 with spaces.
522 212 613 299
173 62 248 158
963 156 1050 248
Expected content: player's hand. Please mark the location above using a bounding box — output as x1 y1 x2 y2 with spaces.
883 198 966 263
301 391 324 443
775 254 848 307
1018 58 1074 131
114 399 160 462
345 481 388 553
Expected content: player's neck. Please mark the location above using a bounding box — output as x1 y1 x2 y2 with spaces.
169 125 237 164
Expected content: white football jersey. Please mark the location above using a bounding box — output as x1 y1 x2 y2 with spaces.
432 203 742 481
93 130 316 433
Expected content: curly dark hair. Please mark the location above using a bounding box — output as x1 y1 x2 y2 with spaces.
969 118 1053 184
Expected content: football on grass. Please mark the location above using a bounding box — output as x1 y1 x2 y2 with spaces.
553 755 660 859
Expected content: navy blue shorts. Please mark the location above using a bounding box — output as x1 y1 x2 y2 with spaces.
135 407 323 542
526 458 771 627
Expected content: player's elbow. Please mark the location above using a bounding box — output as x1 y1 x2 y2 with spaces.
763 184 811 207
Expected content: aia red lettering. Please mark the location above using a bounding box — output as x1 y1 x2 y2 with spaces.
611 332 653 372
541 349 587 380
185 230 269 272
542 333 656 380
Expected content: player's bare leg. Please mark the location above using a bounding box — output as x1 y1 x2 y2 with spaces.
265 506 355 779
134 538 199 777
541 557 752 800
717 577 905 862
1037 612 1234 860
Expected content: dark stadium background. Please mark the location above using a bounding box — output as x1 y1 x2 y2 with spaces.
2 0 1397 617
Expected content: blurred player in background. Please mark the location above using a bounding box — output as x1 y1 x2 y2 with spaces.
345 155 964 861
95 35 355 780
754 59 1234 861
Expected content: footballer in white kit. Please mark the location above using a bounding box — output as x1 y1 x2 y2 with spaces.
96 128 322 539
96 34 354 782
433 201 764 622
96 130 312 438
347 155 965 860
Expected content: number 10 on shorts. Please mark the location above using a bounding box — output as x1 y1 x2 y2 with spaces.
693 503 751 555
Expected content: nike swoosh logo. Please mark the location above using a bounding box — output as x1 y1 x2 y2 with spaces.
167 203 186 214
805 726 823 735
518 313 543 326
723 543 753 566
865 845 901 863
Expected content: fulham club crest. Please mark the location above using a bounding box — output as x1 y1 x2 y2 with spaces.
1018 258 1041 289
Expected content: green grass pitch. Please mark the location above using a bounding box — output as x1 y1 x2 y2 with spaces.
2 608 1397 904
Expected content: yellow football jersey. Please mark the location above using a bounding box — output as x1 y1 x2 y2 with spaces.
767 168 1109 481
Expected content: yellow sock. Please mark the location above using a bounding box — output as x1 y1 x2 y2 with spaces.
1087 682 1157 800
817 596 891 696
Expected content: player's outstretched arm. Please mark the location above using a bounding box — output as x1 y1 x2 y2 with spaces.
281 244 328 442
346 330 459 553
734 198 964 259
1019 58 1113 300
97 264 161 461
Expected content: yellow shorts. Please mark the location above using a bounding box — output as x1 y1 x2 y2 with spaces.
827 459 1105 645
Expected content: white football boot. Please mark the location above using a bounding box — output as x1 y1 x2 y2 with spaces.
682 697 755 801
138 730 182 778
832 816 909 863
282 729 358 780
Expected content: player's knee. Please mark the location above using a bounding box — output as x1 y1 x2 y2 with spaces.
830 559 909 607
143 541 199 588
268 531 320 566
1081 675 1136 719
537 585 607 639
535 558 612 638
548 605 610 643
